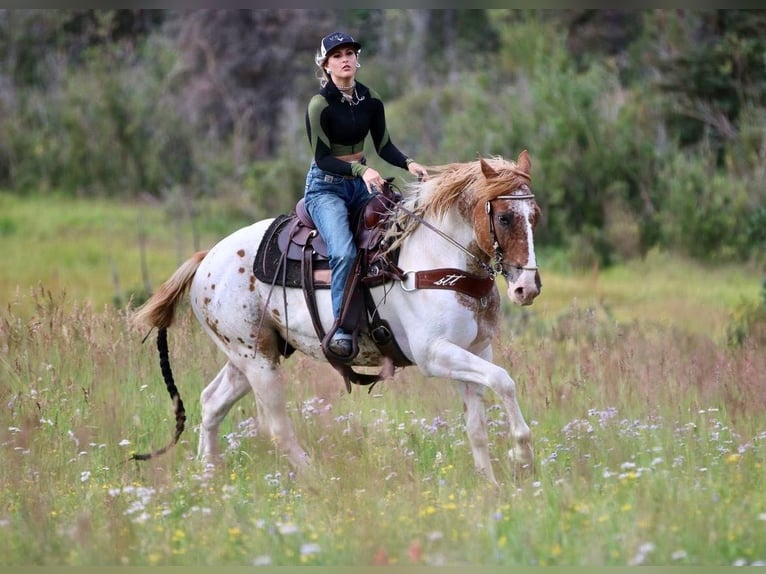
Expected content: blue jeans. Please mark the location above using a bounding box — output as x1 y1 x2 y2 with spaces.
304 162 372 327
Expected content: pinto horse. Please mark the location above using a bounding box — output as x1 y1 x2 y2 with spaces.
130 150 541 484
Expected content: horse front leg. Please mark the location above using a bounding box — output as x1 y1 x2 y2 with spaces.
421 341 534 479
456 381 497 486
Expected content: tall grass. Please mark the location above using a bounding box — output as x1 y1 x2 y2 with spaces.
0 195 764 565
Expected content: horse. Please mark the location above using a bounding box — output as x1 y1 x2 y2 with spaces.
130 150 541 485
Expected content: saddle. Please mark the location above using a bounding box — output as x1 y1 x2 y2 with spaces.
253 181 412 391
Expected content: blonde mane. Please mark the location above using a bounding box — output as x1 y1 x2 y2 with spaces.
384 155 532 251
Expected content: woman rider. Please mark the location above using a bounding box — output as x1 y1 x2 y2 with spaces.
304 31 427 360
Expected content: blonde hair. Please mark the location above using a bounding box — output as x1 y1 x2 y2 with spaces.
315 51 331 87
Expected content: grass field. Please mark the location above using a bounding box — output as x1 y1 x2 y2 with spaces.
1 193 764 566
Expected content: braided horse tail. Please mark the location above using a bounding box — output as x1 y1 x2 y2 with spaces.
129 250 208 461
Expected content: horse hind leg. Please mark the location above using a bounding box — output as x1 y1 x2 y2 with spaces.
198 362 252 461
241 355 311 472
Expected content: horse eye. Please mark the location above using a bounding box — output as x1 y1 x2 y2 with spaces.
497 214 512 227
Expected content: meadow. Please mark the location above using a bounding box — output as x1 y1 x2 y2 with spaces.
1 193 764 566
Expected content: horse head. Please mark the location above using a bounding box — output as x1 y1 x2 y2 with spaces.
472 150 541 306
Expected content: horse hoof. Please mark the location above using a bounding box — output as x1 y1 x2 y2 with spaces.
508 446 535 473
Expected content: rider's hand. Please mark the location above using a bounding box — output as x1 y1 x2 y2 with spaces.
407 161 429 181
362 168 386 194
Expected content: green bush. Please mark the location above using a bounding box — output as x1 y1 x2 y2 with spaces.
727 278 766 347
2 36 194 196
656 150 755 262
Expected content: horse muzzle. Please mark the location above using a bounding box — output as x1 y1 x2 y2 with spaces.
506 267 541 306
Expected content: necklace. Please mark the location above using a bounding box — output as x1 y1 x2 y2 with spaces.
339 85 364 106
336 82 356 91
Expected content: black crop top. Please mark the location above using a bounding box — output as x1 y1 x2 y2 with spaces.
305 80 409 177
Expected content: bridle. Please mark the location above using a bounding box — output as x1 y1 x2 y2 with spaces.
388 190 539 281
486 193 539 278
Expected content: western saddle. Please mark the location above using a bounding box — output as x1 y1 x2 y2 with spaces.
253 180 411 391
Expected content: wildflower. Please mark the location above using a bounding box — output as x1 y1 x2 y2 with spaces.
148 553 162 565
408 539 423 563
277 522 298 535
629 542 655 565
300 543 321 556
80 471 91 483
373 548 389 565
418 505 437 517
118 439 131 447
726 453 741 463
671 550 687 561
252 555 272 566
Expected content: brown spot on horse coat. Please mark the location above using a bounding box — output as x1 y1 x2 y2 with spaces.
237 249 245 257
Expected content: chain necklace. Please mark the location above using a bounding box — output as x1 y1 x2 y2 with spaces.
342 88 364 106
337 82 364 106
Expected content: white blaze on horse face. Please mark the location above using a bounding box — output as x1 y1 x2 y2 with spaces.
506 199 540 306
521 200 538 270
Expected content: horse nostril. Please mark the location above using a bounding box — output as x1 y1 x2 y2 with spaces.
514 286 525 297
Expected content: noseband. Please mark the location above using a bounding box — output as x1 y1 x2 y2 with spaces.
486 194 539 279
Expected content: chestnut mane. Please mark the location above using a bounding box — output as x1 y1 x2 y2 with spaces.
385 155 532 250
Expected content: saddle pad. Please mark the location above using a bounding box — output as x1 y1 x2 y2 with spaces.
253 214 330 289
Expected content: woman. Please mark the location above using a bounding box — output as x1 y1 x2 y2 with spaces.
304 31 427 360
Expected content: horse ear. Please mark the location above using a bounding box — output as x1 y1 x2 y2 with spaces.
517 150 531 175
480 157 499 180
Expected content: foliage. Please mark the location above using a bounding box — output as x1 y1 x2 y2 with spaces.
0 10 765 265
655 149 759 262
2 34 194 196
727 278 766 347
647 10 766 158
414 17 660 266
